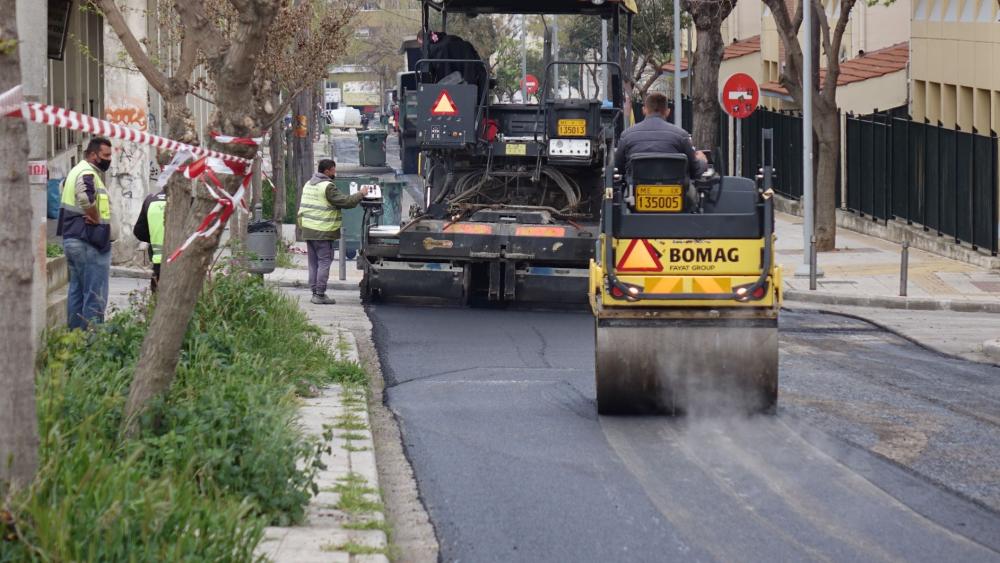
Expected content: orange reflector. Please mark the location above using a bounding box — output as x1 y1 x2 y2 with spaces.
515 226 566 237
431 90 459 116
615 239 663 272
444 223 493 234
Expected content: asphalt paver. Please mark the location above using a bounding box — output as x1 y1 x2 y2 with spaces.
369 304 1000 562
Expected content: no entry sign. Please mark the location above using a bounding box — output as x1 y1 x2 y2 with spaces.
521 74 539 95
721 73 759 120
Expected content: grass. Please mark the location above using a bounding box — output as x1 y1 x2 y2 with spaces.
322 541 386 555
275 237 297 269
45 243 63 258
1 264 369 562
333 473 383 514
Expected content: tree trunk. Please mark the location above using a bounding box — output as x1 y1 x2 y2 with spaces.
270 116 286 223
689 24 725 150
814 106 839 251
291 90 313 241
0 1 39 491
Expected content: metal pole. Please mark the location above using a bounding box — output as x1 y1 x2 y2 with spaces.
601 20 608 98
735 116 742 177
252 153 263 222
339 236 347 281
809 236 818 290
799 0 815 277
899 241 909 296
552 15 559 95
521 15 528 102
673 0 682 127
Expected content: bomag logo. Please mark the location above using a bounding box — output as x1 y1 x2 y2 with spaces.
668 247 740 263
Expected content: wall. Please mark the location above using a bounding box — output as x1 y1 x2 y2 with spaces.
837 71 909 115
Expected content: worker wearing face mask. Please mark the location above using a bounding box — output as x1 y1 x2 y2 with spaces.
58 136 116 330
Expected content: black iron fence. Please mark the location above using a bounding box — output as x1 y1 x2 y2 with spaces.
739 108 804 200
846 114 999 255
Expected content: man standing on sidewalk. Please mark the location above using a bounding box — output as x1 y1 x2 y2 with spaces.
132 188 167 292
58 137 115 330
297 159 368 304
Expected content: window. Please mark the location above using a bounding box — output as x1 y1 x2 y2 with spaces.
914 0 928 18
929 0 943 20
961 0 977 20
944 0 960 21
977 0 995 20
355 27 371 38
360 1 379 10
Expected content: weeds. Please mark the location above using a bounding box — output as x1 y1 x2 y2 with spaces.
322 541 386 555
1 268 362 562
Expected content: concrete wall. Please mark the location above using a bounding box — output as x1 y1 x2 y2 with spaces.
104 0 152 266
722 2 763 44
837 71 909 114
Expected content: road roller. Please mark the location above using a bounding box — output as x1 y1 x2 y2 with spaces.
589 153 781 415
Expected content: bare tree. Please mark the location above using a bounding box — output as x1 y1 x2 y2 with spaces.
683 0 737 151
0 0 39 490
93 0 357 435
269 110 286 222
761 0 859 250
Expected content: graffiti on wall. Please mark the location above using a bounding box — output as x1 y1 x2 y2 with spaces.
105 107 148 131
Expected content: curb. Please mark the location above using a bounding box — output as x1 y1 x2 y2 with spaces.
111 266 152 279
256 328 389 563
267 278 359 292
784 289 1000 314
984 340 1000 363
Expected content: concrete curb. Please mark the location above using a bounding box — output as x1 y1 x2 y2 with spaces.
984 340 1000 363
784 289 1000 314
110 266 152 279
256 328 389 563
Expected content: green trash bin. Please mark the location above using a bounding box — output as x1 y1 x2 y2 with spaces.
333 176 379 259
357 129 388 167
378 180 406 225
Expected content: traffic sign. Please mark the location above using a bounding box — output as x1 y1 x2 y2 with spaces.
521 74 539 96
720 73 759 120
616 239 663 272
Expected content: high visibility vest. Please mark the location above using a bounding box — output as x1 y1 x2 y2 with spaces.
61 160 110 223
147 198 166 264
297 180 342 233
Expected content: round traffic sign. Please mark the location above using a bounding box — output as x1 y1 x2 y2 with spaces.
720 73 759 120
521 74 539 95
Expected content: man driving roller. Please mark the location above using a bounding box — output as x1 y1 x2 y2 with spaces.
614 92 707 178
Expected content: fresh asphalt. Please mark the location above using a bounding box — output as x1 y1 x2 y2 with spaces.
369 304 1000 562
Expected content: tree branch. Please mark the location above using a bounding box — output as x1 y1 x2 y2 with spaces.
93 0 170 94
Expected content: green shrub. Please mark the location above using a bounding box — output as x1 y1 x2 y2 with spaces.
45 243 63 258
262 176 299 224
2 268 367 561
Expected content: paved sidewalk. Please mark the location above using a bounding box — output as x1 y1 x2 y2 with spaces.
775 212 1000 310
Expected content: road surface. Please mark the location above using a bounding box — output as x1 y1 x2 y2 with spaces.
370 304 1000 562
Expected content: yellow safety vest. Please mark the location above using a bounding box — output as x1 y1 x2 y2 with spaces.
297 180 342 233
147 199 166 264
61 160 110 222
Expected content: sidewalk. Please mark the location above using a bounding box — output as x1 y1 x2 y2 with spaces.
775 212 1000 312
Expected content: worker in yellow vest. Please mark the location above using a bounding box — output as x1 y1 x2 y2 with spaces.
297 159 368 304
57 137 115 330
133 189 167 292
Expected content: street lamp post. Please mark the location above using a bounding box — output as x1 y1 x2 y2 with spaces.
673 0 682 127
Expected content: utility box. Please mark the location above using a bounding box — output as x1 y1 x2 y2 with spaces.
247 221 277 274
357 130 388 167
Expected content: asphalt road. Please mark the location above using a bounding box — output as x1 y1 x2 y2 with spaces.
370 304 1000 562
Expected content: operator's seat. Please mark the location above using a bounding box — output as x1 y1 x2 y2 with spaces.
625 152 692 212
425 32 488 92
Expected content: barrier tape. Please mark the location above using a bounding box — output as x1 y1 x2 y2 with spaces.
1 84 258 263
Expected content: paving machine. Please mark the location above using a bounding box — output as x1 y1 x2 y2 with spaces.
360 0 638 305
590 149 782 415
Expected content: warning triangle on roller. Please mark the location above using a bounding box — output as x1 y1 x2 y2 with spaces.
431 90 459 116
616 239 662 272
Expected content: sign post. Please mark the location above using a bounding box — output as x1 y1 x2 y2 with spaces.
720 73 760 177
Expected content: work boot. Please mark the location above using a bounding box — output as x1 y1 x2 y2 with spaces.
310 293 336 305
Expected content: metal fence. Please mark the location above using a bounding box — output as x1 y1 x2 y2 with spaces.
739 108 804 200
846 114 999 255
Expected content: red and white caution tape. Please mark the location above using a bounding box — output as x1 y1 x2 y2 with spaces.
2 84 259 264
1 85 252 167
210 130 263 147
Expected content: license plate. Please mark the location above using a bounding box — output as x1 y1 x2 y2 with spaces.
505 143 527 156
635 184 683 212
557 119 587 137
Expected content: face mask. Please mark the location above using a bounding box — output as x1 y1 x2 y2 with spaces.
96 158 111 172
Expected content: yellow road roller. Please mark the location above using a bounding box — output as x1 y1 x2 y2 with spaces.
589 153 781 415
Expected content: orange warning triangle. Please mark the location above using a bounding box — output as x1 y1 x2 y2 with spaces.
431 90 459 116
616 239 663 272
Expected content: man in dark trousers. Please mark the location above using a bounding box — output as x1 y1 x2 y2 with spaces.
297 159 369 304
614 92 707 178
133 188 167 292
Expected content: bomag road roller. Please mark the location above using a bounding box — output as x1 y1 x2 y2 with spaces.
359 0 638 306
589 150 782 415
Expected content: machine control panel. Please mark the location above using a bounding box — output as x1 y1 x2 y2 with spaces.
417 84 477 149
